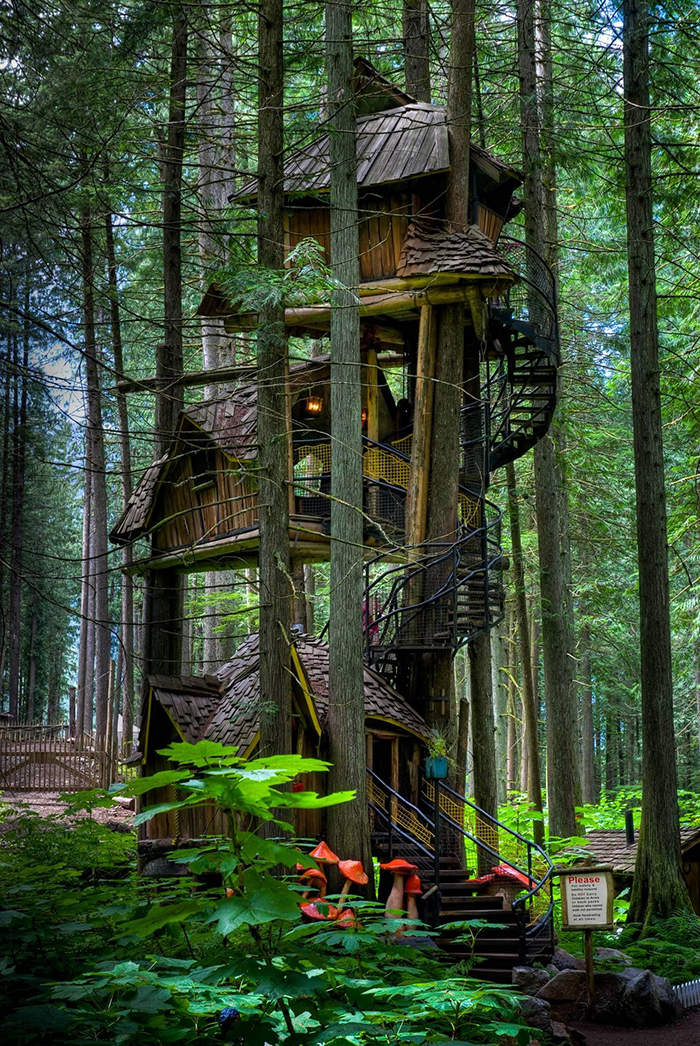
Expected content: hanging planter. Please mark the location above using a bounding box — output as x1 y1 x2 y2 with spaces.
425 755 448 780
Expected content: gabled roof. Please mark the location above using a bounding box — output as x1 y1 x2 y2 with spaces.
234 103 522 201
576 827 700 875
110 356 331 546
147 633 431 759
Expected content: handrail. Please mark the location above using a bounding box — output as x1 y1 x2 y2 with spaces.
435 782 553 915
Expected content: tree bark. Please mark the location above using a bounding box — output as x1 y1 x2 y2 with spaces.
403 0 431 102
469 630 498 873
26 593 38 722
517 0 579 836
492 625 507 802
8 319 27 720
580 620 596 804
623 0 690 927
324 0 373 885
105 205 134 745
156 5 187 454
506 461 544 843
81 213 110 743
257 0 292 761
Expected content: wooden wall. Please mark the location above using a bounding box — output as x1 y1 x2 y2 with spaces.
284 191 411 282
153 447 258 554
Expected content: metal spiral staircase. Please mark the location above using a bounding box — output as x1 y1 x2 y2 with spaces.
361 237 559 670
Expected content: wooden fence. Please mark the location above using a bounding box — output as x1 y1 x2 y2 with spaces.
0 723 136 793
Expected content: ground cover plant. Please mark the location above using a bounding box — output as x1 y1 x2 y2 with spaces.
0 745 532 1044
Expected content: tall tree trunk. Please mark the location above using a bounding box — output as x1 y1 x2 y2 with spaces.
156 5 187 453
506 462 544 843
7 320 26 720
403 0 431 101
470 630 498 873
324 0 372 885
76 462 92 733
105 205 135 745
517 0 579 836
492 625 507 802
0 333 11 690
26 593 38 722
257 0 292 761
81 213 110 743
623 0 690 926
142 9 188 688
580 620 596 804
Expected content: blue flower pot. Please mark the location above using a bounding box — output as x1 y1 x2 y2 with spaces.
425 755 448 780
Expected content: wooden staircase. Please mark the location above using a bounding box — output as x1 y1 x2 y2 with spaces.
369 776 554 984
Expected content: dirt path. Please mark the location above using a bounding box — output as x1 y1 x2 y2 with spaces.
571 1008 700 1045
1 791 133 828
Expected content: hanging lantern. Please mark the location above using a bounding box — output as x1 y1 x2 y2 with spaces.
305 395 323 415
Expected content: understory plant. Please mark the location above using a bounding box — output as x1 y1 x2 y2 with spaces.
0 743 531 1043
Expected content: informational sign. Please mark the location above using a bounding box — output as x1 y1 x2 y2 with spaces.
559 867 614 930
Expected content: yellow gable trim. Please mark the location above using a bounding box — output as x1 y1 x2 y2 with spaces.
291 644 323 737
367 714 428 743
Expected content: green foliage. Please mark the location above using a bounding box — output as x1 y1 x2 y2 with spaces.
1 748 529 1043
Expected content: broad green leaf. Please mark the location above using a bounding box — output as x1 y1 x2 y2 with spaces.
239 832 317 869
209 874 300 933
110 770 191 797
123 900 202 937
157 740 241 766
128 985 172 1013
274 789 356 809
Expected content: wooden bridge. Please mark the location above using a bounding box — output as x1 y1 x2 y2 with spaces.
0 723 135 793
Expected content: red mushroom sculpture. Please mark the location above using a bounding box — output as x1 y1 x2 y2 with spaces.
309 841 340 866
300 900 339 922
296 866 327 900
337 859 368 900
403 872 422 923
380 858 418 917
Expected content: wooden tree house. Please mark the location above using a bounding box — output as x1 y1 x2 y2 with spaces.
114 59 560 978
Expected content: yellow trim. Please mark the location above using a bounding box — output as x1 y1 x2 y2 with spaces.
366 714 428 743
161 704 188 743
143 691 153 756
243 731 260 758
291 644 323 737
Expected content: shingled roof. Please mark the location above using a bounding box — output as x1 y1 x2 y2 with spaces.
576 827 700 875
397 220 517 280
147 633 430 758
111 454 169 544
235 103 522 200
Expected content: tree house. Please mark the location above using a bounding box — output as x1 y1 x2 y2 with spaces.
114 59 559 665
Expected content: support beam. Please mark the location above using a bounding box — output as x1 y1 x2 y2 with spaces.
405 303 436 551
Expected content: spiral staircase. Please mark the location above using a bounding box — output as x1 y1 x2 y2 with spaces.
361 237 559 672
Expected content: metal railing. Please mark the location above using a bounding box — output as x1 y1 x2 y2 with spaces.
495 236 560 359
368 767 554 963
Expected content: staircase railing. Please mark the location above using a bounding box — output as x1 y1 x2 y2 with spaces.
423 781 554 963
495 236 560 359
368 767 554 964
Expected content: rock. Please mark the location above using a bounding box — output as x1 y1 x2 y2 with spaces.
114 795 135 811
513 966 551 995
551 1020 573 1044
620 968 680 1027
550 947 586 972
519 995 553 1037
538 967 679 1027
538 970 586 1004
594 946 633 966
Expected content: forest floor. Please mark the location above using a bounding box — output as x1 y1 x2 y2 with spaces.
0 791 133 828
571 1008 700 1044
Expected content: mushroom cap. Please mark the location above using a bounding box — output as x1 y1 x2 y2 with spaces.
404 873 422 896
380 858 418 875
338 859 369 885
300 901 339 921
296 866 327 884
309 840 340 864
336 908 357 927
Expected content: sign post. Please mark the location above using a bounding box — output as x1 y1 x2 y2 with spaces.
554 864 614 1020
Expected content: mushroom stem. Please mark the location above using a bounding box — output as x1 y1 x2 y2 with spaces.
406 894 419 921
385 873 406 917
339 879 353 900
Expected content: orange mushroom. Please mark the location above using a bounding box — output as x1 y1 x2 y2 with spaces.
404 873 422 923
337 859 368 900
309 841 340 865
300 900 339 922
297 866 328 900
380 858 418 917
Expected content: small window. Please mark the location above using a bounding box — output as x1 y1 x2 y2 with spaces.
192 446 216 492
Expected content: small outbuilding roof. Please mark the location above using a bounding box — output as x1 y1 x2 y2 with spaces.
397 220 516 280
146 633 431 759
577 827 700 875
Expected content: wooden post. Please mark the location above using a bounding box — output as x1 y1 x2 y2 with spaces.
68 686 76 736
405 303 436 551
585 928 595 1019
366 345 380 445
